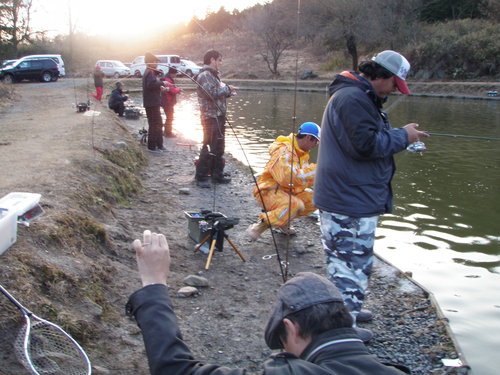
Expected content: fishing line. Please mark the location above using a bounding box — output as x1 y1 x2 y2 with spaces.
427 132 500 141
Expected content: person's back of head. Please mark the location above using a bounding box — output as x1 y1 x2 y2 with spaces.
203 49 221 65
275 301 352 348
265 272 351 350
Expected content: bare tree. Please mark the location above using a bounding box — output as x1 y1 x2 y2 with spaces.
0 0 35 56
371 0 423 49
244 0 297 77
304 0 379 71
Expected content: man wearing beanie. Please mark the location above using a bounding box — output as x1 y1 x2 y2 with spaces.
314 50 429 342
142 52 168 153
108 81 128 116
126 229 409 375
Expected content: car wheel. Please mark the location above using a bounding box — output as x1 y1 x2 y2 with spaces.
186 70 193 77
51 75 59 82
2 74 14 84
113 72 120 79
134 70 142 78
41 72 52 82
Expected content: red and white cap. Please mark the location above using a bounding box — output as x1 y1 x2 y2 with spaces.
372 50 411 95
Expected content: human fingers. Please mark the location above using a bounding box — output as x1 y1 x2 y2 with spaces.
132 239 143 255
143 230 152 246
419 130 431 138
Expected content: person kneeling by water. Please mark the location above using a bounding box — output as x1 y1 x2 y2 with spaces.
108 82 129 117
247 122 320 241
126 229 410 375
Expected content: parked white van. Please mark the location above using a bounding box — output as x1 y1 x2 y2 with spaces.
130 55 182 77
18 54 65 77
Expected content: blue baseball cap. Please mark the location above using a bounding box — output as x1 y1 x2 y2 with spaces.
297 122 320 140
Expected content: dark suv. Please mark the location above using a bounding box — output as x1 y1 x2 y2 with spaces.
0 58 59 83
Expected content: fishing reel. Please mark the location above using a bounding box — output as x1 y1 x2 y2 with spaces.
202 212 238 230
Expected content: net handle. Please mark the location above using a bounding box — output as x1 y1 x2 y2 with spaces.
0 284 32 316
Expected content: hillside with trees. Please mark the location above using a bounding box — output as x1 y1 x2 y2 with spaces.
1 0 499 80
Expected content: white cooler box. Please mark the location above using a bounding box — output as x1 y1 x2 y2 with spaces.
0 192 42 255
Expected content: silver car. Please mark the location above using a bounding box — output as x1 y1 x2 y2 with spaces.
95 60 130 78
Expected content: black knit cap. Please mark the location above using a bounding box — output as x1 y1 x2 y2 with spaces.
264 272 344 349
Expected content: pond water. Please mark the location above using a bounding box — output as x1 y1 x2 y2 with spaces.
128 90 499 375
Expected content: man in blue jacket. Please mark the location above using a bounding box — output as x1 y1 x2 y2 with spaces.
314 51 429 342
126 230 409 375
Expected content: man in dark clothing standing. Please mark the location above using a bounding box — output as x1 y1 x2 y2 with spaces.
142 52 167 153
108 81 128 116
194 49 237 188
314 50 429 342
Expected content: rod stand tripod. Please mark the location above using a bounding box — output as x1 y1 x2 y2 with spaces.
194 215 245 270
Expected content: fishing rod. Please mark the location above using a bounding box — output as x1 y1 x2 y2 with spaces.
155 63 289 282
282 0 303 282
426 132 500 141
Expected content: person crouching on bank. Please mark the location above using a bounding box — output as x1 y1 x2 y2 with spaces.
108 82 128 116
247 122 320 241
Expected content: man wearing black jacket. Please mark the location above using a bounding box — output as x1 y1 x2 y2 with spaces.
142 52 168 153
126 230 409 375
108 82 128 116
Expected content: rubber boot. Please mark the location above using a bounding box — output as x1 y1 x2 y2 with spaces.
246 220 270 241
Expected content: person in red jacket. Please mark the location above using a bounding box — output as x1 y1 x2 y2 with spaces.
91 65 105 102
160 67 181 138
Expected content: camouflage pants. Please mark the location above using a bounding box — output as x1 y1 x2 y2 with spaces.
319 211 379 324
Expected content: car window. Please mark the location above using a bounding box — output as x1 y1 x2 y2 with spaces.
19 61 30 68
171 56 180 64
31 61 43 68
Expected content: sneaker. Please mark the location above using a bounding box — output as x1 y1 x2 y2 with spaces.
354 327 373 343
274 226 297 236
357 309 373 323
246 221 270 241
196 179 211 188
158 146 167 151
147 148 163 154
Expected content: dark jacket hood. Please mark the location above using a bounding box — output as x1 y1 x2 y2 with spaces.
328 71 387 108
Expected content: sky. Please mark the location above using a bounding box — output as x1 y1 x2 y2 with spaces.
31 0 267 37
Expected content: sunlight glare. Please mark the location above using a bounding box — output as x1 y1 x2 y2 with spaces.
32 0 266 37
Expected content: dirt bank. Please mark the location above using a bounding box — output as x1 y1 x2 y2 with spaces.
0 79 468 374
